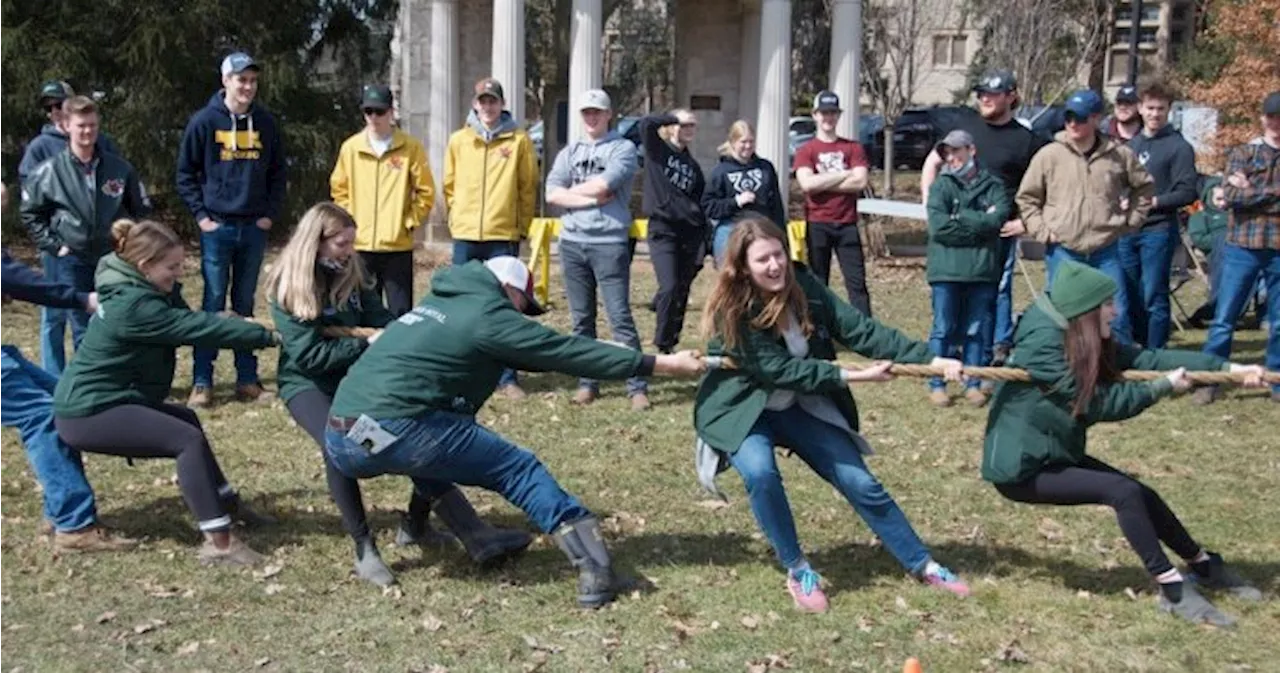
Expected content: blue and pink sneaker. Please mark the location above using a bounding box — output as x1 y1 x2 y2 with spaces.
787 567 830 613
919 561 970 597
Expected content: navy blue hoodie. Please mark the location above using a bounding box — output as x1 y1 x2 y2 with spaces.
1 248 88 309
18 124 120 184
701 153 786 228
176 91 287 223
1127 125 1197 229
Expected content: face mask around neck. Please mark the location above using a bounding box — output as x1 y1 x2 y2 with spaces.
318 256 349 273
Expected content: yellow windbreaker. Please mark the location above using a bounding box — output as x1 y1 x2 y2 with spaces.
330 128 435 252
444 114 538 242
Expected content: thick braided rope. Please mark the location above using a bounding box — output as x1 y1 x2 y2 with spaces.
702 356 1279 386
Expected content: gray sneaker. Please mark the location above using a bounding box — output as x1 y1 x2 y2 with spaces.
353 538 396 587
1187 553 1263 601
1158 583 1236 628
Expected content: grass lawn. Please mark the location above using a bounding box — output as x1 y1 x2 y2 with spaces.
2 246 1278 672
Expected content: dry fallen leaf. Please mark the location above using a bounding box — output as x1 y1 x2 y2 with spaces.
177 640 201 656
741 615 760 630
697 499 730 510
997 638 1031 664
254 564 283 581
95 611 117 625
132 618 167 635
264 583 285 596
422 614 445 632
254 657 271 667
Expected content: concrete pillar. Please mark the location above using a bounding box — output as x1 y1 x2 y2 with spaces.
757 0 792 208
568 0 603 142
829 0 861 141
739 0 762 127
429 0 460 238
397 0 432 142
491 0 526 124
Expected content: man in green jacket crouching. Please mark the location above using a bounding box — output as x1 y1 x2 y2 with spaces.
324 256 705 608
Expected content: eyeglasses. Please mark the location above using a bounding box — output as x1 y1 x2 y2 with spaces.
363 108 388 117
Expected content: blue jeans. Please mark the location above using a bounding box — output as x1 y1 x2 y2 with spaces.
712 221 735 268
558 239 646 395
1204 244 1280 394
928 282 997 391
39 251 96 375
193 219 268 387
324 410 592 533
1 345 97 532
453 239 522 387
1045 241 1131 343
993 239 1017 350
726 405 932 574
1118 223 1178 348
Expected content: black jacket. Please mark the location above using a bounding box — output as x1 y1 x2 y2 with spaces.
1127 125 1197 229
20 148 151 257
639 113 706 229
701 154 786 228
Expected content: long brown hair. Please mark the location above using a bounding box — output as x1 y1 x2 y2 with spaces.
1063 306 1120 417
700 214 811 351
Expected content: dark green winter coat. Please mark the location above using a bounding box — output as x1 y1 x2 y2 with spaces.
694 264 933 454
981 296 1227 484
53 254 277 418
271 281 396 404
329 260 651 420
925 167 1011 284
1187 177 1228 254
20 148 150 257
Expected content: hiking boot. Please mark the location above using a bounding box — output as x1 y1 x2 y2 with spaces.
1158 583 1236 627
235 383 272 403
187 385 213 408
630 392 651 411
553 516 616 609
225 494 279 528
53 525 139 553
786 567 829 613
197 535 267 567
964 387 989 408
1191 386 1218 406
395 511 457 548
353 538 396 587
1187 552 1263 601
432 488 533 566
918 560 970 597
499 383 528 401
928 389 951 408
571 387 597 406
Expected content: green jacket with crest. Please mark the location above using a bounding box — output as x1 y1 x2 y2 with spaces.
53 254 277 418
694 265 933 454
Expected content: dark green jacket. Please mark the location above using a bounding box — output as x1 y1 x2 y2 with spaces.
694 265 933 454
53 254 277 418
981 296 1227 484
1187 177 1228 253
925 167 1011 284
330 261 651 420
271 282 395 403
20 148 151 257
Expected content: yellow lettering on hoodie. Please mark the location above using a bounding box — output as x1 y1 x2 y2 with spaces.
215 130 263 161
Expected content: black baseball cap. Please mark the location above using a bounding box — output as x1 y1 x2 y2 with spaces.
973 70 1017 94
1264 91 1280 116
39 80 74 107
361 84 393 111
813 90 841 112
474 78 505 102
1115 85 1139 104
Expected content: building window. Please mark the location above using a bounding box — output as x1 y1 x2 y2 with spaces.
931 34 968 68
1115 2 1161 23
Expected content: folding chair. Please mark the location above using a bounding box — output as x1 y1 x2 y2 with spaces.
1169 229 1210 333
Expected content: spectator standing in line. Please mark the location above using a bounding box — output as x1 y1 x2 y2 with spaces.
19 80 122 185
1104 85 1142 142
702 120 786 266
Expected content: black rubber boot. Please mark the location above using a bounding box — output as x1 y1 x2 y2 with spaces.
395 490 456 548
353 537 396 588
432 488 533 566
553 516 616 609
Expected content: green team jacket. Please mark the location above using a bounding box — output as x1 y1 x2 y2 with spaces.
1187 177 1228 254
925 167 1012 284
53 254 277 418
694 265 933 454
981 295 1227 484
329 260 652 420
270 284 395 404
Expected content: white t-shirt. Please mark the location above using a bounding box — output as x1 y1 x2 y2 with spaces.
367 130 393 158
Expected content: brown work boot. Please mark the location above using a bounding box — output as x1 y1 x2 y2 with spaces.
235 383 273 403
571 387 597 406
198 535 267 567
630 392 651 411
499 383 528 400
187 385 213 408
54 525 139 553
1191 386 1218 406
964 388 989 408
928 389 951 408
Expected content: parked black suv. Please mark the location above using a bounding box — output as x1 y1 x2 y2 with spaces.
891 105 982 169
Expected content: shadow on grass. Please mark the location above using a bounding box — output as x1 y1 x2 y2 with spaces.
497 370 702 406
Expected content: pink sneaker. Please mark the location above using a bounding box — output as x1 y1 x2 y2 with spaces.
919 561 970 597
786 568 830 613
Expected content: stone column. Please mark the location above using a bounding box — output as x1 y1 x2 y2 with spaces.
829 0 861 140
757 0 792 208
567 0 603 142
739 0 762 126
428 0 460 240
491 0 526 124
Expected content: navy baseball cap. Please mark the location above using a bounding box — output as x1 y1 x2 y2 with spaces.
813 90 841 112
973 70 1018 94
1064 90 1104 118
1264 91 1280 116
1115 85 1139 104
220 52 260 76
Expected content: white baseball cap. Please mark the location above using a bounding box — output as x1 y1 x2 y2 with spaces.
483 256 547 316
578 89 612 111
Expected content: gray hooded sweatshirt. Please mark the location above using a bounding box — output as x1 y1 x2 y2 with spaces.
544 130 638 244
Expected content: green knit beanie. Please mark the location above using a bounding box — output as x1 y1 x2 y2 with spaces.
1050 260 1117 320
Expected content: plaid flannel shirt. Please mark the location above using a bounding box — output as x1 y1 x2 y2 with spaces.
1223 140 1280 250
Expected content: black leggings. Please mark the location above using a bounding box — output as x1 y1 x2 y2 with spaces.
55 403 234 532
288 389 429 542
995 455 1201 576
648 220 705 351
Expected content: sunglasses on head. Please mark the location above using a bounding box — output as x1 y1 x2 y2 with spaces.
363 107 388 117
